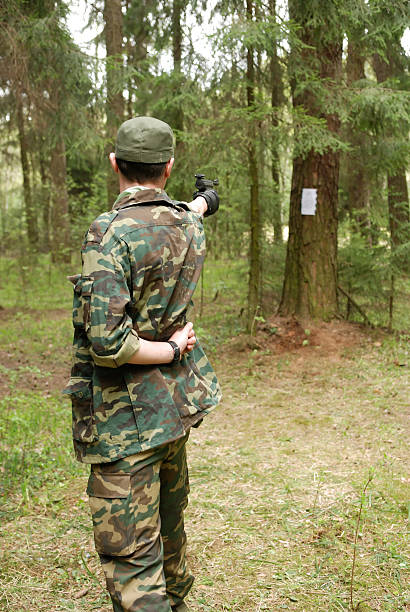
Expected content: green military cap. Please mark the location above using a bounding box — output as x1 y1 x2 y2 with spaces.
115 116 174 163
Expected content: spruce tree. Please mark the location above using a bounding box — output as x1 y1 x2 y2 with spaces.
279 0 344 319
104 0 124 205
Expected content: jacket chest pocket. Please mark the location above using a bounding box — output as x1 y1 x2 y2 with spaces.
73 276 93 332
63 376 97 443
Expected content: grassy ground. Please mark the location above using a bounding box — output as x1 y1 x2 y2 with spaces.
0 256 408 611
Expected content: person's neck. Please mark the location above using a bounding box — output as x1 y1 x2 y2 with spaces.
119 176 164 193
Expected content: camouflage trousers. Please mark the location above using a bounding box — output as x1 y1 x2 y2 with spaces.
87 432 193 611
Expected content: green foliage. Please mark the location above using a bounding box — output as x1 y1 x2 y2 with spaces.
0 0 408 323
339 234 390 293
292 106 350 158
347 81 410 174
338 231 410 329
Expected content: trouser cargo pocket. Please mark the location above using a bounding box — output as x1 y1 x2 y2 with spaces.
63 376 97 443
87 471 137 557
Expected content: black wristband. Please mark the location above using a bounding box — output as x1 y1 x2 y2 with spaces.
167 340 180 365
193 189 220 217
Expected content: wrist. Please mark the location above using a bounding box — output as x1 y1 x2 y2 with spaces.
167 340 181 364
189 196 208 216
195 196 208 215
166 342 174 363
193 189 219 217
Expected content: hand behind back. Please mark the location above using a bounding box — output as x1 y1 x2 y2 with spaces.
169 322 197 357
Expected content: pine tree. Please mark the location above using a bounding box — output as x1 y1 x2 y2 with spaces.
279 0 344 319
104 0 124 205
246 0 261 331
344 24 371 238
0 1 39 248
372 33 409 259
269 0 284 245
0 0 95 259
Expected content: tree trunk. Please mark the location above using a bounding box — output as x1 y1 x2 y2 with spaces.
16 95 38 249
269 0 284 245
172 0 184 142
387 173 409 251
105 0 124 206
39 151 51 252
373 51 410 263
172 0 183 87
345 33 371 239
170 0 187 198
124 0 133 120
50 136 70 263
279 1 342 319
124 0 149 117
246 0 261 332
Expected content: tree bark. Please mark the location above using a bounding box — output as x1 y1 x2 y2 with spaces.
345 33 371 239
172 0 184 143
279 1 342 319
269 0 284 244
39 150 51 252
50 136 70 263
124 0 149 117
170 0 187 198
387 173 409 251
246 0 261 332
373 51 410 262
16 95 38 249
172 0 183 79
105 0 124 206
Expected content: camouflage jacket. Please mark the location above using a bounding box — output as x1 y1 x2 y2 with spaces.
64 187 221 464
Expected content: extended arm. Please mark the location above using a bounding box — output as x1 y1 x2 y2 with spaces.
186 196 208 216
187 188 219 217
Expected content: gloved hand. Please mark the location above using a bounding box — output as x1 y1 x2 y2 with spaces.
193 188 219 217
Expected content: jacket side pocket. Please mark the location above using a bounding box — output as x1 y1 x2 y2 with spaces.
73 276 93 332
63 376 97 443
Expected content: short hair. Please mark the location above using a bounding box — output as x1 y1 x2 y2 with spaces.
116 158 167 184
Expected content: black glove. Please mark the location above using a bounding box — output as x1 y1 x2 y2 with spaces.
193 188 219 217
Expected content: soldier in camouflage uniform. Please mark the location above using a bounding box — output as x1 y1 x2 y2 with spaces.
64 117 221 612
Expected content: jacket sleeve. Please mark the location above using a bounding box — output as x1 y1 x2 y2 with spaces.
82 236 140 368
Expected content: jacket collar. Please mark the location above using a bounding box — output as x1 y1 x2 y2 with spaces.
112 186 175 211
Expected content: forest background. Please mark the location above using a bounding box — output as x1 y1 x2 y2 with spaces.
0 0 409 330
0 0 409 611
